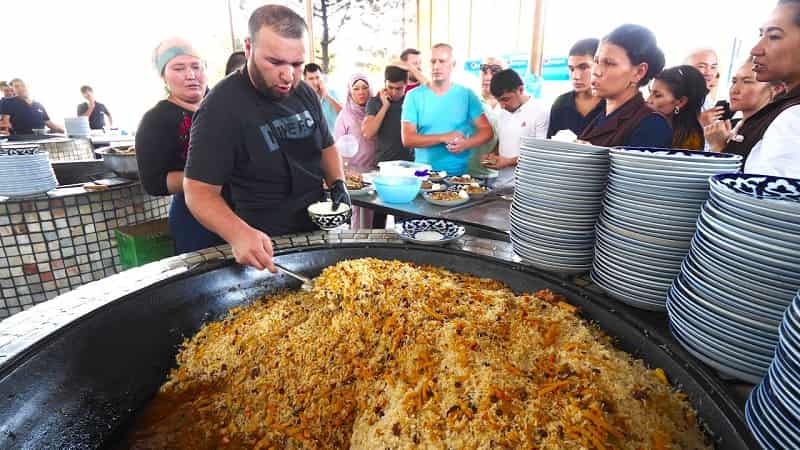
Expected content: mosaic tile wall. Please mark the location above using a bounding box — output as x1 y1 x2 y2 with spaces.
39 138 95 161
1 138 95 162
0 183 170 318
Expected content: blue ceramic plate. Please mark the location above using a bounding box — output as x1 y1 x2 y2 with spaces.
394 219 465 246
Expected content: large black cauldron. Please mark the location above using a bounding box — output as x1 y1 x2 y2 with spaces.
0 245 757 449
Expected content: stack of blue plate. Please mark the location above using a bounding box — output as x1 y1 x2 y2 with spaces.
668 174 800 383
746 289 800 449
510 138 609 273
0 145 58 198
592 148 742 310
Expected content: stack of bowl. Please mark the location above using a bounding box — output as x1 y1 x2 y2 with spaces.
510 138 609 273
0 145 58 198
667 174 800 382
746 289 800 449
591 148 742 310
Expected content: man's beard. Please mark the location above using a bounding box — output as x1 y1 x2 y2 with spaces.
248 59 294 100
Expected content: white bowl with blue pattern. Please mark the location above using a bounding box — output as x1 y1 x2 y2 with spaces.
393 219 465 245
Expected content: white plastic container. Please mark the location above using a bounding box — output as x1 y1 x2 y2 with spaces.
378 160 432 178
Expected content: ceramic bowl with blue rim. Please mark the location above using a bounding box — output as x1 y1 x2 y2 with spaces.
394 219 465 245
613 146 745 163
307 201 352 230
0 144 42 156
710 173 800 214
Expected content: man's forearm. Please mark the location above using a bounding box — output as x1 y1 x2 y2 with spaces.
321 146 345 185
46 121 65 133
184 178 250 244
461 125 493 149
402 127 450 149
362 107 388 139
326 95 342 113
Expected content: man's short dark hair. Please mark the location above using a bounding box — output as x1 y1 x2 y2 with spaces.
490 69 523 98
385 66 408 83
400 48 420 61
0 81 7 89
80 85 93 94
248 4 307 41
569 38 599 58
303 63 323 75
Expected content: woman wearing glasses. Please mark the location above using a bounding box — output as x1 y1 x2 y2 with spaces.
578 25 673 148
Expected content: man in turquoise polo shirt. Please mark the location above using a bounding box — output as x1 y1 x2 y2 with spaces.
401 43 493 176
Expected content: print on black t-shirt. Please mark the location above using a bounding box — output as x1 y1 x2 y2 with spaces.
260 110 316 152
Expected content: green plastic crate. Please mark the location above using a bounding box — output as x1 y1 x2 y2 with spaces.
115 219 175 270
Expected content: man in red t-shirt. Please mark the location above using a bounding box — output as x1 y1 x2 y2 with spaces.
400 48 426 93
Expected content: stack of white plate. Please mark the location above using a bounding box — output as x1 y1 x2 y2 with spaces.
667 174 800 383
0 145 58 197
592 148 742 310
510 138 609 273
746 289 800 449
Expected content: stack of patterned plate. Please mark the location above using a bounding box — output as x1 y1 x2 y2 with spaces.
667 174 800 383
510 138 609 273
746 289 800 449
592 148 742 310
0 145 58 197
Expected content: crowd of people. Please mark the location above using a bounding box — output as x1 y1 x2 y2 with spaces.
6 2 800 269
0 79 113 135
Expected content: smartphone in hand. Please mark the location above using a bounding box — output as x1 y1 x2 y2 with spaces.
715 100 735 121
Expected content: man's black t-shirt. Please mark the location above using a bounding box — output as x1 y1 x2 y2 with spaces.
365 95 412 163
186 66 334 236
77 101 110 129
0 97 50 135
546 91 605 138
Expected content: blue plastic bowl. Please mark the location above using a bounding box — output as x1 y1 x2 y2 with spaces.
373 176 422 203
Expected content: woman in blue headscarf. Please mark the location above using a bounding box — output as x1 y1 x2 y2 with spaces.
135 37 223 254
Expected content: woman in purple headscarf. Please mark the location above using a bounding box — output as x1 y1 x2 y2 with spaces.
333 73 376 229
333 73 376 172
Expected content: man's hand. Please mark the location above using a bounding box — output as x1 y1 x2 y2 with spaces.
329 179 352 211
699 106 724 127
481 153 516 169
446 135 469 154
229 226 276 272
319 78 329 99
440 131 465 145
703 119 733 152
379 89 391 108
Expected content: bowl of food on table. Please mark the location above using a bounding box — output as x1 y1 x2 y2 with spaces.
420 179 446 193
426 170 448 182
445 174 479 186
423 189 470 207
345 174 373 196
307 200 352 230
465 183 492 199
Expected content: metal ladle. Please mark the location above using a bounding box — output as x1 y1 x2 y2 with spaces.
274 264 314 291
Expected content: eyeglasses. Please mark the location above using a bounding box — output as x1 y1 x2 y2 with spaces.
480 64 503 74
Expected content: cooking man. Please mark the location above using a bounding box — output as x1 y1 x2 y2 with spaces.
184 4 349 272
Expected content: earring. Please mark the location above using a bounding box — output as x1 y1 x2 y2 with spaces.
673 106 680 115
